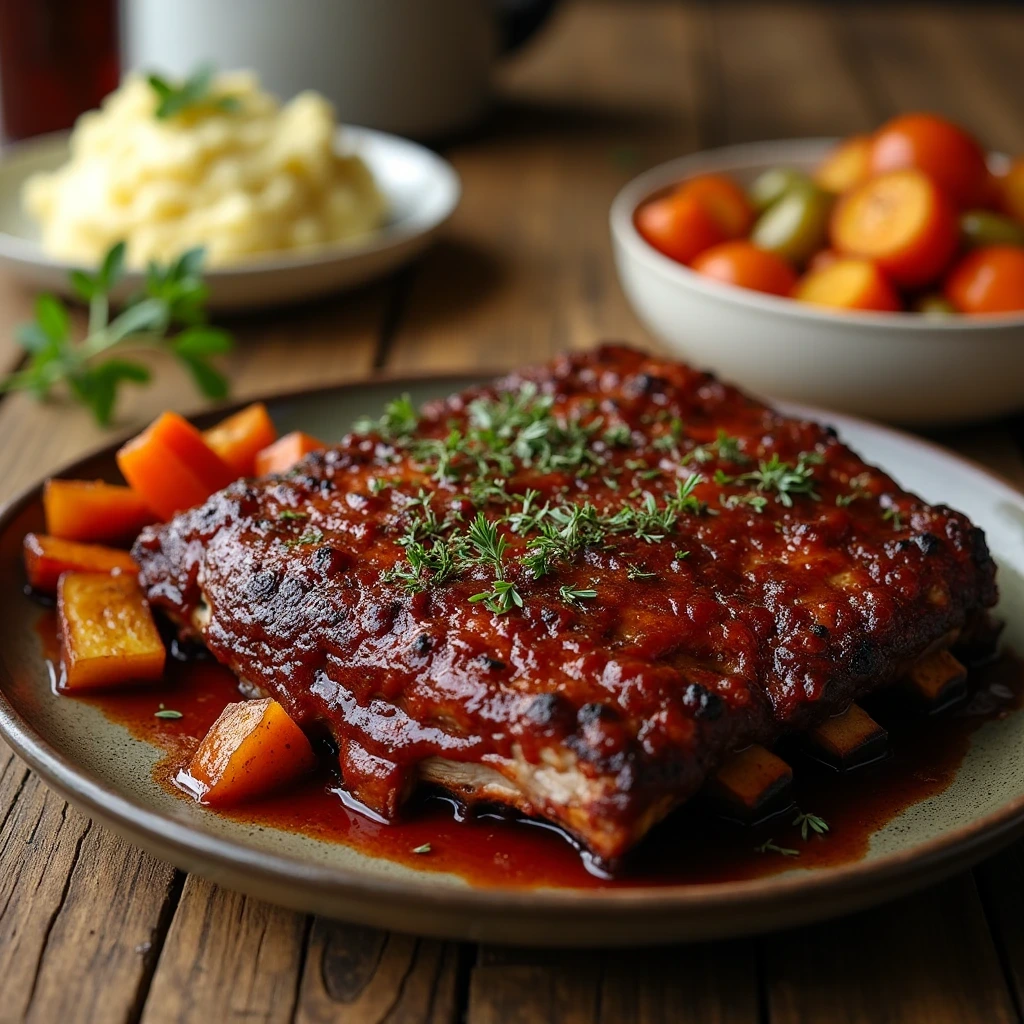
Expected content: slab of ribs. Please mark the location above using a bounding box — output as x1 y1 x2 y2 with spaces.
134 345 998 865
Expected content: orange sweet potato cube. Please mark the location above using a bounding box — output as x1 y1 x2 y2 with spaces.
57 572 166 691
254 431 324 476
203 403 278 478
43 479 155 544
24 533 138 593
181 698 315 806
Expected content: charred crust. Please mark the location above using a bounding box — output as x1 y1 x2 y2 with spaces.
414 633 433 655
245 570 278 601
682 682 724 720
810 623 829 638
479 654 507 672
913 532 940 554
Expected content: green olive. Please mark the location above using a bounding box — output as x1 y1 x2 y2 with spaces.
748 168 815 213
913 295 957 316
750 184 833 266
960 209 1024 248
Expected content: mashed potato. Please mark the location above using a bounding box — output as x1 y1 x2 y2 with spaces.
23 71 387 267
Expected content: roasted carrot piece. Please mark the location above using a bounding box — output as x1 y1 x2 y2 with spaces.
179 698 316 806
254 431 325 476
57 572 165 691
43 479 154 544
203 403 278 478
117 411 234 521
24 533 138 593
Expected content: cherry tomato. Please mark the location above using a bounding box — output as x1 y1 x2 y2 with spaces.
869 113 989 208
794 258 902 312
815 135 872 194
945 245 1024 313
830 169 959 288
675 174 755 238
691 240 798 296
635 193 727 265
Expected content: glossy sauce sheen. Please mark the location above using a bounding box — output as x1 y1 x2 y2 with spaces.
130 346 999 861
47 619 1021 889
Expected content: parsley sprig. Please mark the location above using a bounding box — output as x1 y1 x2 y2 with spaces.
147 65 240 120
1 242 232 425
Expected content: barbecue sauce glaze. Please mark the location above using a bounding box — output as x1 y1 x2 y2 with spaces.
42 618 1023 889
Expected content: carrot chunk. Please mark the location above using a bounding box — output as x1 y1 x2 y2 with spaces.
43 479 155 544
203 403 278 478
254 431 325 476
24 533 138 593
57 572 166 691
180 698 316 806
117 411 234 521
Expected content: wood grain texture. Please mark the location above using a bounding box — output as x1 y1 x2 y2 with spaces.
293 920 461 1024
140 876 307 1024
0 757 179 1024
765 875 1018 1024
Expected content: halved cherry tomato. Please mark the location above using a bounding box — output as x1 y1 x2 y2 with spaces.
815 135 872 194
635 193 727 265
869 113 989 208
675 174 755 238
794 258 902 312
830 169 959 288
998 158 1024 225
945 245 1024 314
117 412 234 521
691 241 797 296
751 183 833 266
203 403 278 477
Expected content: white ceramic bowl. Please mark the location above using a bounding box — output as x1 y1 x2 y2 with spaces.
0 127 460 311
611 138 1024 426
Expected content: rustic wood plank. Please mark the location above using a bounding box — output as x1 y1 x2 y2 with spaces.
0 269 37 375
293 919 460 1024
0 756 179 1024
712 0 874 142
467 944 760 1024
974 842 1024 1019
140 875 307 1024
765 874 1017 1024
385 0 714 373
837 4 1024 150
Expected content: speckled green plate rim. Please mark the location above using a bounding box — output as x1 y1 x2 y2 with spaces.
1 371 1023 946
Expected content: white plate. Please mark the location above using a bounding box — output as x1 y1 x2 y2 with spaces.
611 139 1024 426
0 127 461 311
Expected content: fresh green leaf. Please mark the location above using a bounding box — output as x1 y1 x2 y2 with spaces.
178 356 229 399
35 294 69 344
147 64 240 120
172 325 233 358
107 297 168 342
99 241 126 290
154 708 183 720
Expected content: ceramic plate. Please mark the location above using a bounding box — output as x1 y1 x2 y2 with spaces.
1 375 1023 946
0 128 460 311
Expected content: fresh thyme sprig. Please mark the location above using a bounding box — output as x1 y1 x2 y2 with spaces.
716 451 823 509
1 242 231 425
147 65 240 120
793 811 829 841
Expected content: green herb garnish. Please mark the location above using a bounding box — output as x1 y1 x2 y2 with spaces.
559 585 598 607
412 843 432 855
793 811 829 841
754 838 799 857
147 64 240 120
155 709 183 720
883 507 905 530
1 242 231 425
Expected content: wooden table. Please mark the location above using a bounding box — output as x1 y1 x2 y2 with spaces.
2 2 1024 1020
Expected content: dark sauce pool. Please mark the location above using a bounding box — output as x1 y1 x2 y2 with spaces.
37 614 1024 889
